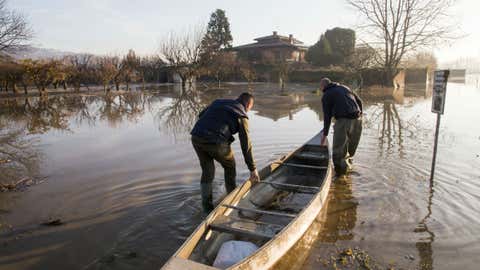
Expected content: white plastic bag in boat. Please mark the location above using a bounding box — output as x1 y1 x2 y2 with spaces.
212 240 259 269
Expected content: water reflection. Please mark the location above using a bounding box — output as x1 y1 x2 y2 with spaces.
99 92 148 127
318 177 357 243
0 93 152 134
253 93 307 121
0 86 337 141
299 176 358 269
0 126 41 184
154 86 203 139
361 84 435 158
414 177 434 270
0 97 70 134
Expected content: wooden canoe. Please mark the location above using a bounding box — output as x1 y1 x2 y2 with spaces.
161 132 333 270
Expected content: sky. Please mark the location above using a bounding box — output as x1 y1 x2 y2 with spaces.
9 0 480 63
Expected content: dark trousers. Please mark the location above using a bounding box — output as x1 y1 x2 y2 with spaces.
332 117 363 175
192 137 236 212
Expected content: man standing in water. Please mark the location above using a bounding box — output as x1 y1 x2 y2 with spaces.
191 93 259 213
319 78 363 176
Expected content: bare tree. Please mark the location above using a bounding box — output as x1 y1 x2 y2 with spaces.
401 51 438 69
237 60 256 90
97 56 118 91
207 51 235 87
347 0 456 85
0 0 33 53
121 49 140 91
0 59 23 93
22 59 58 95
138 55 165 84
159 26 205 90
110 56 123 91
64 54 94 92
350 44 378 70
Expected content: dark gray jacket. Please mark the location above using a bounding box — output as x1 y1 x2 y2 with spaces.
322 83 363 135
191 99 256 171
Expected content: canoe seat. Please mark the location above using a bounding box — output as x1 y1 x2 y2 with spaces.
221 204 297 218
281 163 328 170
257 181 319 194
209 215 284 240
293 151 327 161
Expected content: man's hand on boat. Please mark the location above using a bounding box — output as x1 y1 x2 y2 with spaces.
249 169 260 183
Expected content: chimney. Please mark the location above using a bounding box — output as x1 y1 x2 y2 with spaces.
273 31 278 36
289 34 293 44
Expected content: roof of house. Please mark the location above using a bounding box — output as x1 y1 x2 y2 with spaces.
233 32 309 51
254 34 303 44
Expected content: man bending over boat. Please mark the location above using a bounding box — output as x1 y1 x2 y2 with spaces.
319 78 363 176
191 92 260 213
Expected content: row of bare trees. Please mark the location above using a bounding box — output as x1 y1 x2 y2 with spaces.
0 50 167 95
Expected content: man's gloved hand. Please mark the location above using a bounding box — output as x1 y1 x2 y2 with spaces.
249 169 260 183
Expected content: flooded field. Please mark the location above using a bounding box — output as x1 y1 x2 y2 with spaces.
1 78 479 270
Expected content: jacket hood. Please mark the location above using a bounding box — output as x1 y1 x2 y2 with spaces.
212 99 249 119
323 82 340 92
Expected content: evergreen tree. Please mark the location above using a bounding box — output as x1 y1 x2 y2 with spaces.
306 28 356 67
201 9 233 54
306 34 334 66
325 28 355 62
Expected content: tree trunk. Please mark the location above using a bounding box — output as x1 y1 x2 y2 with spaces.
383 67 398 87
181 79 186 91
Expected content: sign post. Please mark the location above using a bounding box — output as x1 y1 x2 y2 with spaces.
430 70 449 181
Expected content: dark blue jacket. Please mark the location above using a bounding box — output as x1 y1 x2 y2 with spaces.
191 99 249 144
322 83 363 135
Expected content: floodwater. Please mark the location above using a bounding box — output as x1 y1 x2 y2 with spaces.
0 78 479 270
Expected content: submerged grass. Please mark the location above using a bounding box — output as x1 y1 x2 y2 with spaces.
316 246 390 270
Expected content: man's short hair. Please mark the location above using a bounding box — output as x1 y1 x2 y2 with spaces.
237 92 254 107
320 77 331 87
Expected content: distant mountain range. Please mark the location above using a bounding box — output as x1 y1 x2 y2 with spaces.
9 46 78 60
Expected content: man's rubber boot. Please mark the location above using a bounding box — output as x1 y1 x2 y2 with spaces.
201 183 214 214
